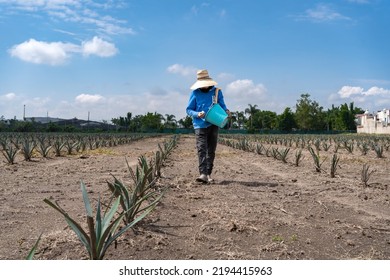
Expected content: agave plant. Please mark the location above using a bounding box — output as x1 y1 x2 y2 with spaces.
64 139 78 155
53 138 65 157
36 136 52 158
21 138 36 161
322 141 331 152
107 157 164 225
373 144 384 158
255 143 264 155
361 163 375 188
294 149 304 167
271 147 279 160
264 146 272 157
313 139 321 152
308 146 326 173
44 181 148 260
1 142 19 164
277 148 290 163
357 142 370 155
330 154 340 178
333 141 341 153
343 140 354 154
153 150 163 178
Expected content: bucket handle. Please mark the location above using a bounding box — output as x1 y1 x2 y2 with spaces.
213 88 220 104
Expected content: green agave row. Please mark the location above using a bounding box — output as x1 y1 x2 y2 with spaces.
0 132 162 164
28 134 179 260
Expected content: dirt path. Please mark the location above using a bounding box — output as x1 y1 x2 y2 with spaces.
0 134 389 260
107 135 390 260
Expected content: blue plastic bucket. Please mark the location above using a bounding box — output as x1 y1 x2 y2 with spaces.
205 103 229 128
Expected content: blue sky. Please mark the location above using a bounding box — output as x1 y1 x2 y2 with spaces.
0 0 389 122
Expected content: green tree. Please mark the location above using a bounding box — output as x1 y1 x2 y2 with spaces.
327 102 363 131
164 114 177 129
234 111 246 129
295 94 326 131
253 110 277 130
140 112 164 132
129 115 143 132
0 115 6 131
111 112 132 130
245 104 259 131
178 115 193 129
336 102 362 130
277 107 296 132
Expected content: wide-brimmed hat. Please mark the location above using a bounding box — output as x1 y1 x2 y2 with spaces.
190 69 218 90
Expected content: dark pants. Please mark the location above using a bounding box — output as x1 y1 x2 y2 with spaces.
195 125 219 175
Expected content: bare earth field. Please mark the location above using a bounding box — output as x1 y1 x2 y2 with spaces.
0 134 389 260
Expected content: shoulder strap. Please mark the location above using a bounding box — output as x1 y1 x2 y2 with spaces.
213 88 220 104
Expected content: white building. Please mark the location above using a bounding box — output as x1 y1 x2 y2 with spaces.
356 109 390 134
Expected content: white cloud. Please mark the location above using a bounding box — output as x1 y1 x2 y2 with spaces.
75 94 105 104
224 79 269 112
1 92 17 101
364 86 390 96
338 86 390 98
334 85 390 112
9 37 117 65
0 0 134 35
0 92 53 119
297 4 351 22
167 64 197 76
226 79 267 98
9 39 78 65
26 97 51 108
144 90 188 117
338 86 364 98
82 36 118 57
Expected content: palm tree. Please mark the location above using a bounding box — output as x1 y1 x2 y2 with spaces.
234 111 246 129
164 114 177 129
230 111 237 128
245 104 259 130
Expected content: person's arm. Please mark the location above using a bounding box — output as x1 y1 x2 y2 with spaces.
186 92 202 118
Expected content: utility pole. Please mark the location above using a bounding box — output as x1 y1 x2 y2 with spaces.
23 104 26 121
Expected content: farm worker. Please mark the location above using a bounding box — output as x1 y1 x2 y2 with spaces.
186 69 231 183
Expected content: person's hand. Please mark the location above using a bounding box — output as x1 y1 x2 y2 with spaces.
226 110 232 118
198 111 205 118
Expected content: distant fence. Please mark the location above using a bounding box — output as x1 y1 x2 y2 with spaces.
168 128 357 135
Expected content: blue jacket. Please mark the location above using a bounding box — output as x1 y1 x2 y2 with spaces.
186 86 229 129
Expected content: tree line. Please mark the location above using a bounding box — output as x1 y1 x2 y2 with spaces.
0 93 363 133
111 93 363 133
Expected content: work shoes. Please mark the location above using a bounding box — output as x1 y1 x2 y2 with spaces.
207 175 214 183
196 174 208 183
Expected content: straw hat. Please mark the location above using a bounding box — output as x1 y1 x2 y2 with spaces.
190 69 218 90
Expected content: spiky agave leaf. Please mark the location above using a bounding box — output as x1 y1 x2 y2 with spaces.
81 181 124 259
43 198 91 254
96 198 123 259
44 181 125 260
81 181 93 217
330 153 340 178
26 233 42 260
